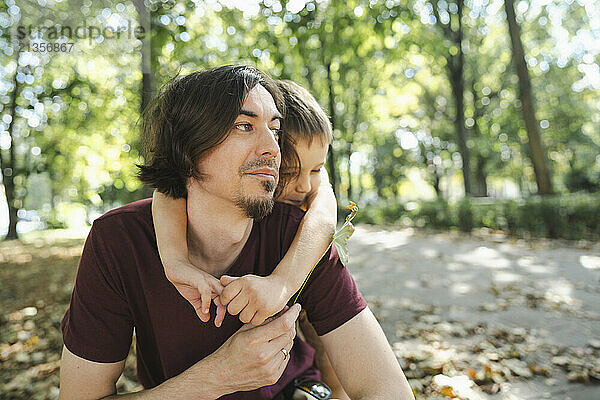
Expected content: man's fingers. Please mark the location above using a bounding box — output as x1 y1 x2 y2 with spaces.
258 305 290 327
265 325 296 360
265 338 293 381
277 339 294 366
249 304 300 342
259 305 288 326
250 311 269 326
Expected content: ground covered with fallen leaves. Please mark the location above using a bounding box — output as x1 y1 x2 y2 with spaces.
349 226 600 399
1 227 599 399
0 231 141 399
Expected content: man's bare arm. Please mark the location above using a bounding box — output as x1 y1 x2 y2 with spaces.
59 305 301 400
59 346 223 400
319 307 415 400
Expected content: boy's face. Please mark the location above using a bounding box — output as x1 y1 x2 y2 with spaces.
277 137 329 206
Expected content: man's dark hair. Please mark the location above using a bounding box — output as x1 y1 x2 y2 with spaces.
137 65 294 199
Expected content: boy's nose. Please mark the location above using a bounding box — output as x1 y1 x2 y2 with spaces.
296 175 311 194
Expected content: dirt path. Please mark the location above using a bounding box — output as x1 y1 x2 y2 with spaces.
347 225 600 399
2 227 599 399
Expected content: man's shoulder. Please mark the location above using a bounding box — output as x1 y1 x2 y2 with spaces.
271 201 306 219
251 202 306 260
261 201 306 229
89 198 154 244
94 198 152 225
96 197 152 220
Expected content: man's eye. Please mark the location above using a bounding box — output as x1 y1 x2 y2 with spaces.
236 123 252 132
311 168 322 173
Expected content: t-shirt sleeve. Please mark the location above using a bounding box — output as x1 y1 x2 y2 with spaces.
61 221 134 363
294 244 368 336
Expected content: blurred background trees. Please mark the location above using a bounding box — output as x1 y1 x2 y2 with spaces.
1 0 599 241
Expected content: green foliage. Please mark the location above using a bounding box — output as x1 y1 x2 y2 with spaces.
564 168 600 193
1 0 599 239
457 197 473 232
351 200 408 226
415 198 454 229
359 193 600 240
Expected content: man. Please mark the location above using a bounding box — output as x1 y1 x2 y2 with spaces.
59 65 414 399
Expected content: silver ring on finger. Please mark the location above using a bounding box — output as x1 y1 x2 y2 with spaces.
280 348 288 358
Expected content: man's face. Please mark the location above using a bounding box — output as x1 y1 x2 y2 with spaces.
278 137 329 207
190 84 282 219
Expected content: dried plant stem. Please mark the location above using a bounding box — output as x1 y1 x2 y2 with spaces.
292 241 333 305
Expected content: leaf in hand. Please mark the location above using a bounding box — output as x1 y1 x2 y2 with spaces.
293 202 359 304
332 201 358 266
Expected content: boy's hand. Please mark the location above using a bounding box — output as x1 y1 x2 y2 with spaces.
164 261 227 326
219 274 292 326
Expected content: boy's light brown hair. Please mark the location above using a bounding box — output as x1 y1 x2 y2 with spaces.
276 80 333 146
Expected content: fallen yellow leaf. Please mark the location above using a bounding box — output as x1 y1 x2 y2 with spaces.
441 386 457 397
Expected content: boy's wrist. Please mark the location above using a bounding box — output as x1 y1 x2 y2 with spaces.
271 268 302 299
162 254 191 270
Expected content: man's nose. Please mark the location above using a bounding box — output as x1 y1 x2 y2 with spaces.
257 126 280 160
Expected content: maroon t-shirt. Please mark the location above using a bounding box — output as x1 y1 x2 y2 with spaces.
61 199 367 399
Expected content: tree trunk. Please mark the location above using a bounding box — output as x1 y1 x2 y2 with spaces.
356 165 363 201
474 155 488 197
1 44 22 240
346 149 352 200
134 0 157 199
325 61 338 198
449 72 471 196
435 1 471 196
134 0 154 116
347 88 362 201
505 0 553 194
470 81 488 197
433 165 442 197
450 1 471 196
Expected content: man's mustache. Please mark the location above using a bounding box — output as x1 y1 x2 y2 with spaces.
239 158 279 178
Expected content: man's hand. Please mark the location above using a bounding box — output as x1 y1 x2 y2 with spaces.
163 260 227 325
219 274 293 325
206 304 301 394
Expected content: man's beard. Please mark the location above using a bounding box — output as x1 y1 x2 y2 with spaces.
234 192 274 220
235 157 278 220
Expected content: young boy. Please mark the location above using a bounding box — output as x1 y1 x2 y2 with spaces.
152 80 349 398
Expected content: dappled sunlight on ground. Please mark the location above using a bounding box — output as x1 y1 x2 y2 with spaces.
516 256 557 275
454 246 512 269
349 225 600 399
580 255 600 270
2 227 599 399
0 231 140 399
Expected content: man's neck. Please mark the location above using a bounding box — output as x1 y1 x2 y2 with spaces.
185 187 253 277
